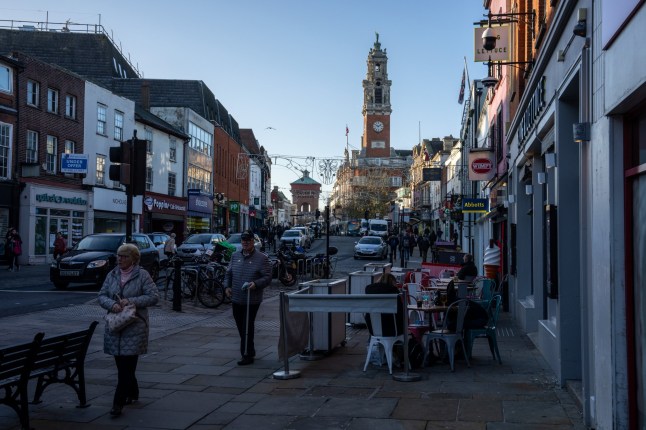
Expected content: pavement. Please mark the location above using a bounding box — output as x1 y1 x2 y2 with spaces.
0 251 585 430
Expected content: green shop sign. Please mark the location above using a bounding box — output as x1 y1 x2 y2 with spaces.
36 193 87 206
229 201 240 213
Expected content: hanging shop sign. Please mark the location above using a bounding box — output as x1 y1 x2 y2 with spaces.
474 25 511 62
468 148 496 181
462 198 490 213
422 167 442 181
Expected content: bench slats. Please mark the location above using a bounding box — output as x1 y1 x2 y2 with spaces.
0 322 98 430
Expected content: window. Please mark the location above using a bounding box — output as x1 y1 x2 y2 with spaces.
27 81 39 106
47 88 59 113
187 165 211 193
97 104 107 135
64 140 75 155
169 139 177 162
390 176 403 187
46 135 57 173
114 110 124 141
145 129 153 154
0 65 11 93
375 87 383 104
26 130 38 163
0 124 10 178
188 122 213 156
168 172 176 196
65 95 76 119
146 167 153 191
96 154 105 185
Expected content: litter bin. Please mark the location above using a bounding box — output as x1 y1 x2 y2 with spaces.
363 262 392 274
299 278 347 352
348 271 383 325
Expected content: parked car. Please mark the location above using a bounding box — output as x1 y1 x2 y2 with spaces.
354 236 388 260
279 229 307 248
227 232 263 253
147 232 171 262
50 233 160 290
175 233 227 262
292 226 312 248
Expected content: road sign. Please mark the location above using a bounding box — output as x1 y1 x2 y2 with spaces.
60 153 89 174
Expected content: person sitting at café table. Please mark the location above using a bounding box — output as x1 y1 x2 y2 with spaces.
364 273 404 337
456 253 477 282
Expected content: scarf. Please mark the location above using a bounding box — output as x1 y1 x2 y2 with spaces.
119 264 135 288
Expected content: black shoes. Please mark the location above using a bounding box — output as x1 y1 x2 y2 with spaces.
237 356 254 366
124 397 138 405
109 404 123 416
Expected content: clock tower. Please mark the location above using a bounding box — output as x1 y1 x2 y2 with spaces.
362 33 392 158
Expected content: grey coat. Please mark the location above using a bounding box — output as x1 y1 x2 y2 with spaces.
97 265 159 356
224 249 272 305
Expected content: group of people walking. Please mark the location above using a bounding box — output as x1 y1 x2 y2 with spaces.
387 227 442 266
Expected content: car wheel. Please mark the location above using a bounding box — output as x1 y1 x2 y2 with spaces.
54 282 69 290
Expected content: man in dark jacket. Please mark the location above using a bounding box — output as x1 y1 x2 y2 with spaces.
457 253 478 281
225 230 272 365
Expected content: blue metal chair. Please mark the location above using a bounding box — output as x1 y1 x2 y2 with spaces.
465 294 502 363
474 278 496 301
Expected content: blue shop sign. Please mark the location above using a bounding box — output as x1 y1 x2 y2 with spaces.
60 154 89 174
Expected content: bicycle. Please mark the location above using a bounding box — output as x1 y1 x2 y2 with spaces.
164 255 226 308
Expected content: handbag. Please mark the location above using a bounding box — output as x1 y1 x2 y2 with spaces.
105 303 137 333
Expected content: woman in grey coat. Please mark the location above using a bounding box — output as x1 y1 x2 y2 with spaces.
98 243 159 416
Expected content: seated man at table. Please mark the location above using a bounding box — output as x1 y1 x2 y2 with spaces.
456 253 478 281
445 280 488 331
364 273 404 337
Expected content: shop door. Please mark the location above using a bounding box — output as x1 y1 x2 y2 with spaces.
48 217 69 256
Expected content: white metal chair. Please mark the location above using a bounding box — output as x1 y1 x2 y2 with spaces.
425 299 471 371
438 269 456 279
363 312 405 374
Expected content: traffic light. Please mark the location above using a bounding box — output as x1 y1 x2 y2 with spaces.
315 209 321 219
109 140 131 184
131 138 147 196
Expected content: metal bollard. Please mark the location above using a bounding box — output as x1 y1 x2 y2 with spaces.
173 258 182 312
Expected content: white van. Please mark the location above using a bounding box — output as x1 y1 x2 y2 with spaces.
368 219 389 237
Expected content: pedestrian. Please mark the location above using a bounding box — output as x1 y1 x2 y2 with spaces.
387 233 399 262
224 229 272 366
408 231 416 259
163 233 176 259
419 233 430 263
53 232 67 260
429 229 437 262
7 228 21 271
97 243 159 417
267 227 276 252
456 253 478 282
399 231 410 267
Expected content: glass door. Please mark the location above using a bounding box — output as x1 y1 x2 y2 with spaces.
48 215 70 256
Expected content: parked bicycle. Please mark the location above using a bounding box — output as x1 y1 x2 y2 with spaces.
164 254 227 308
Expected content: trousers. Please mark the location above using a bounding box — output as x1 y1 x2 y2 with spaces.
113 355 139 406
232 302 261 357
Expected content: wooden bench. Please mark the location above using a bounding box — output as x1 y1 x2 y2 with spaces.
0 321 98 429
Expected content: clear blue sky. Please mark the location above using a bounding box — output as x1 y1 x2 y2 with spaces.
3 1 487 202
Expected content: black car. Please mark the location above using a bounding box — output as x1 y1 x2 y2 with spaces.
50 233 160 290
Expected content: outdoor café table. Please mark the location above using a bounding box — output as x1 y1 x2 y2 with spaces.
407 303 449 330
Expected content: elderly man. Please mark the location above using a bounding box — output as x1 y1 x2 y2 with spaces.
456 253 478 281
224 230 272 365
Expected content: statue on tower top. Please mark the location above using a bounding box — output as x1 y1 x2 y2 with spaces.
374 32 381 49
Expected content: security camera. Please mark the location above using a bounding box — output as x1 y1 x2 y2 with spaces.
481 75 499 88
482 27 497 51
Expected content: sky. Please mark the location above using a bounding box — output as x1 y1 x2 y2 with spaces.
2 1 487 203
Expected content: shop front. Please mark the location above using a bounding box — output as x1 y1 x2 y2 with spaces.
142 193 187 244
93 187 143 234
228 201 240 234
187 189 212 234
20 183 91 264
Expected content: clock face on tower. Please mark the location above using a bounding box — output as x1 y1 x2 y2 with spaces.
373 121 384 133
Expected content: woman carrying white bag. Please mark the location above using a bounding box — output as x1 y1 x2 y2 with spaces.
98 243 159 417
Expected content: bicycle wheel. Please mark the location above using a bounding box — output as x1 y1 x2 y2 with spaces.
181 272 197 298
197 279 225 308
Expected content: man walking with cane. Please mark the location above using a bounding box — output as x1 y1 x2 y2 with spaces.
224 230 272 365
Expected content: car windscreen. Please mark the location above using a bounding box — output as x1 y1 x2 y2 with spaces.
75 235 123 251
185 234 216 244
282 231 299 237
227 234 241 244
359 238 382 245
370 224 388 231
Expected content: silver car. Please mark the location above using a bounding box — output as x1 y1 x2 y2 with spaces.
176 233 227 261
227 232 263 253
354 236 388 260
280 229 306 248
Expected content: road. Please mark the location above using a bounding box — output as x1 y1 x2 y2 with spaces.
0 235 380 319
